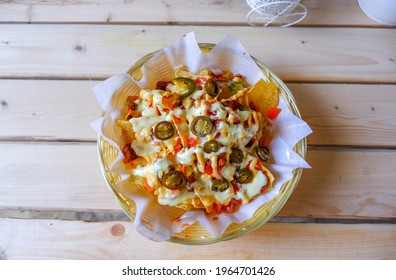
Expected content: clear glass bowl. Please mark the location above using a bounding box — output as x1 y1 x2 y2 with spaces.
97 43 307 245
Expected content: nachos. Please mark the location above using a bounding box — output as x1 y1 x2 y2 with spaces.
117 67 280 214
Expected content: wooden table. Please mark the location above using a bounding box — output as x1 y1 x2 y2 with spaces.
1 0 395 259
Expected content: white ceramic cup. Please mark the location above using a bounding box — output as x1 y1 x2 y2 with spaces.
358 0 396 25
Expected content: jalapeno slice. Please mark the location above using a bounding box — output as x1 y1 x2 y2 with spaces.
211 178 230 192
230 148 243 164
204 140 219 153
228 81 244 93
173 77 196 99
154 121 175 140
256 146 270 162
161 170 186 190
190 116 213 137
234 168 253 184
204 78 220 97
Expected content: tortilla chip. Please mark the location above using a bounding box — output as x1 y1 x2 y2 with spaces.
116 119 135 139
247 79 279 117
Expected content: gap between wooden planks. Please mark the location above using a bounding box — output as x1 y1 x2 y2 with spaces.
0 141 395 219
0 0 387 27
1 218 395 259
1 80 396 147
1 25 395 83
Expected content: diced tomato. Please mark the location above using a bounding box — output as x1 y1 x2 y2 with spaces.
215 203 222 214
256 159 264 171
233 117 240 125
223 203 234 213
223 199 242 213
187 137 198 148
204 165 213 175
174 137 182 154
213 118 221 126
215 132 221 138
195 77 207 85
217 153 227 173
209 110 217 116
212 73 229 82
204 159 213 175
267 107 282 120
186 173 196 184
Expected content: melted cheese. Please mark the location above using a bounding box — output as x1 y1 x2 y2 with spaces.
123 71 273 210
176 147 196 164
157 187 196 206
129 115 165 133
236 169 268 203
131 140 161 157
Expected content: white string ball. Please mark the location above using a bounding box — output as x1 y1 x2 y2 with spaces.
245 0 307 27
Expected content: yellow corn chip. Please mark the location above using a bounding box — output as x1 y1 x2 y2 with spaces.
247 79 279 117
116 119 135 139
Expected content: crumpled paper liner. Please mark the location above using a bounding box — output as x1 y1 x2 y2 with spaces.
91 32 312 242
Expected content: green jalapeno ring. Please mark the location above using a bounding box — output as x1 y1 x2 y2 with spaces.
204 140 220 153
190 116 213 137
204 78 220 97
173 77 197 99
211 178 230 192
154 121 175 140
256 146 270 162
234 168 253 184
161 170 186 190
230 148 244 164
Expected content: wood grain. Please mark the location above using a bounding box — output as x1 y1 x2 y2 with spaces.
1 218 395 259
0 142 120 212
288 83 396 147
0 80 101 142
1 142 395 219
0 0 385 26
1 25 395 82
2 80 396 147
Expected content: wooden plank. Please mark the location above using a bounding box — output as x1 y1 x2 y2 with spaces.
1 142 395 219
1 25 396 82
0 142 121 212
0 0 386 27
279 148 396 219
1 218 395 259
2 80 396 147
289 83 396 147
0 80 101 142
